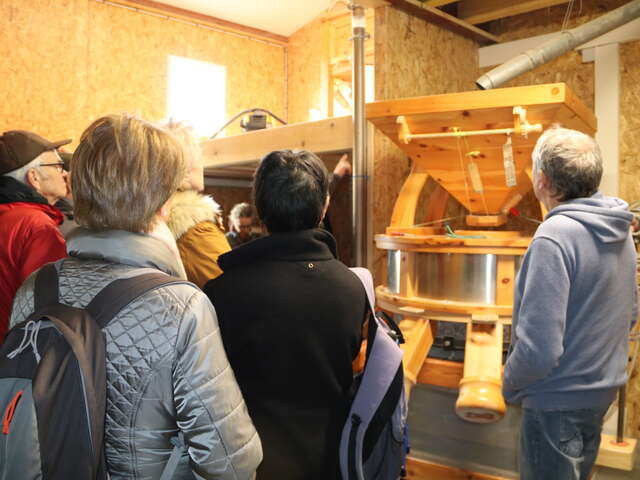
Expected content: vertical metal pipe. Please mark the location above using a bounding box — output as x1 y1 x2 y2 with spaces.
350 3 368 267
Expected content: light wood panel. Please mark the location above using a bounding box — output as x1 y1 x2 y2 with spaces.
595 434 638 471
377 286 514 317
367 83 597 132
200 116 352 168
405 457 511 480
417 357 464 388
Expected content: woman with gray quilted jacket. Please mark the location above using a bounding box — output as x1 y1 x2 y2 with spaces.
9 114 262 479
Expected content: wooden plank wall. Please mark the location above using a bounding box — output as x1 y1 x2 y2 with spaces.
485 0 640 442
371 5 480 282
0 0 286 147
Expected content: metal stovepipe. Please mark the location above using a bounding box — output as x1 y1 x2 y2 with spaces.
350 3 368 267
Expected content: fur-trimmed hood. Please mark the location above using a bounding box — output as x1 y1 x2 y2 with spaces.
167 190 223 240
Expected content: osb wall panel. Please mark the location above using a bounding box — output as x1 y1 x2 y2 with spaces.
620 41 640 204
487 0 640 437
287 16 324 124
0 0 89 144
371 6 479 282
87 1 285 139
286 9 374 124
1 0 285 146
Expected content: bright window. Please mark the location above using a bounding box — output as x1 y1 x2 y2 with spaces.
167 55 226 138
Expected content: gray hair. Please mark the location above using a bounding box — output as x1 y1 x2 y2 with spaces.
531 126 603 201
2 152 48 184
228 202 255 225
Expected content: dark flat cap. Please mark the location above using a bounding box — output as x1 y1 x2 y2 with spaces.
0 130 72 175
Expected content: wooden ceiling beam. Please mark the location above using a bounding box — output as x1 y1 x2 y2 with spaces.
109 0 289 45
424 0 459 7
385 0 498 45
458 0 570 25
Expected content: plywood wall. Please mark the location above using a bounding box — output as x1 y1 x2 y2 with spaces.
287 16 325 125
0 0 90 146
371 5 480 282
484 0 640 439
287 7 374 124
0 0 285 146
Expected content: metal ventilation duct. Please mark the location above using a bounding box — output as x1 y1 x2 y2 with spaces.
476 0 640 90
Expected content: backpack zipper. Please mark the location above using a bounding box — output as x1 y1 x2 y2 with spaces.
2 390 24 435
347 413 362 480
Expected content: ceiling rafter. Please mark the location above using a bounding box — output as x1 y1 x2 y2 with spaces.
457 0 571 25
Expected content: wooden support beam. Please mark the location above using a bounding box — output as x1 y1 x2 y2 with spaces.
458 0 570 26
109 0 288 45
424 0 459 7
384 0 499 45
399 318 435 385
200 116 352 168
417 357 463 388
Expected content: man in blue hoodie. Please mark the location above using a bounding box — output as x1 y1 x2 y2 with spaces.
503 126 638 480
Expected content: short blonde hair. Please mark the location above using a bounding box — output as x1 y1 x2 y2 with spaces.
72 114 185 232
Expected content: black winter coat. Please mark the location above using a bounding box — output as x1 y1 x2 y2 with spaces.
204 229 367 480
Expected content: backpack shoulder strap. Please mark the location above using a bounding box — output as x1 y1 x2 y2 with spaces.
86 272 188 329
349 267 376 315
34 263 60 310
342 267 405 480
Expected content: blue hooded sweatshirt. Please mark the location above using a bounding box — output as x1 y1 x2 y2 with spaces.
503 192 638 409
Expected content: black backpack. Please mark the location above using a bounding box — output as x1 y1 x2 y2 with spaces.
0 263 184 479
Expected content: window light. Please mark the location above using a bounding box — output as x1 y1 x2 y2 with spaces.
167 55 226 138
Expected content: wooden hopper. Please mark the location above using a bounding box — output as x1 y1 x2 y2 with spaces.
367 83 596 423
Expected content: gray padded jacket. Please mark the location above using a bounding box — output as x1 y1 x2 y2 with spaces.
10 228 262 479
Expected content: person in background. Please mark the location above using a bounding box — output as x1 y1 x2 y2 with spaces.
225 202 261 248
165 120 231 288
503 126 638 480
10 114 262 479
0 130 70 342
204 149 367 480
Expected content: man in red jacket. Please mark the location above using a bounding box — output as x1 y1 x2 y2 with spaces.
0 130 71 342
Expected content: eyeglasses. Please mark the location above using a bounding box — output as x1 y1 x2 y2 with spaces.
39 162 66 173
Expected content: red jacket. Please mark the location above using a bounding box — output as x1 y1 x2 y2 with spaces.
0 178 67 342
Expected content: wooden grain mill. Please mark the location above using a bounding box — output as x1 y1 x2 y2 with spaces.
366 83 597 428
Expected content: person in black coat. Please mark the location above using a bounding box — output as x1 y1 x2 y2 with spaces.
204 149 367 480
